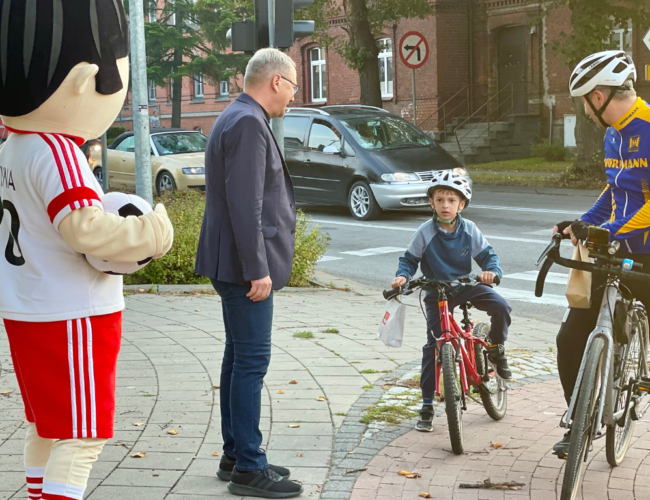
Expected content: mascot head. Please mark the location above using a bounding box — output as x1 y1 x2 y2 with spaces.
0 0 129 141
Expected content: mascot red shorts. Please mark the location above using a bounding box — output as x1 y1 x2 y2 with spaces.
5 312 122 440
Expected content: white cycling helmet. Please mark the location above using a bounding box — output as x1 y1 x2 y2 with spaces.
569 50 636 97
427 170 472 206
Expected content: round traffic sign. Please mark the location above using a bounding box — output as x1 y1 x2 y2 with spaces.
399 31 429 69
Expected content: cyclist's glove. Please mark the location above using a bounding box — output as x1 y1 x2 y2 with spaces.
555 220 574 234
570 220 591 241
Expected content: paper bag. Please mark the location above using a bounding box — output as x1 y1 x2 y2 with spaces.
566 242 592 309
378 297 406 347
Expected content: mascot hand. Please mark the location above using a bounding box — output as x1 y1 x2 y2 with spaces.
144 204 174 259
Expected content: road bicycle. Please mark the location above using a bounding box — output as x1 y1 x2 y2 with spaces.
383 275 507 454
536 228 650 500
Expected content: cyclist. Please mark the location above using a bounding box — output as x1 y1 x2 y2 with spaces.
553 50 650 458
391 170 513 432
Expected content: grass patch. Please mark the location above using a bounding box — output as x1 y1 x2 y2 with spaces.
293 331 314 339
335 412 347 417
471 171 605 190
359 404 418 425
323 328 340 334
351 361 361 364
360 369 379 374
363 385 374 390
471 157 571 173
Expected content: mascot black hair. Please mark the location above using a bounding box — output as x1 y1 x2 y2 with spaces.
0 0 129 117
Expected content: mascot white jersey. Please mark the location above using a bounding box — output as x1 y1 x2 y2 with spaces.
0 1 174 499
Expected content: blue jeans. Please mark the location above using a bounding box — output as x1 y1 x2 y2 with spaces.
420 284 511 401
211 280 273 472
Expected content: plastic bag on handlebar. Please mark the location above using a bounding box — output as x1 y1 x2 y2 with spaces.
566 241 592 309
378 297 406 348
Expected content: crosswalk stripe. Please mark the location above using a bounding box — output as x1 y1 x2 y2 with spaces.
496 287 568 307
318 256 344 262
340 247 404 257
504 270 569 285
469 204 584 216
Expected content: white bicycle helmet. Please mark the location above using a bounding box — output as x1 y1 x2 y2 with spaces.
569 50 636 97
427 170 472 206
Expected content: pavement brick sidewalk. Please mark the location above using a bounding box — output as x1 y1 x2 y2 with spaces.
0 272 576 499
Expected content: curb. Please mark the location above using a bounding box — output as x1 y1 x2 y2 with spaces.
122 284 329 294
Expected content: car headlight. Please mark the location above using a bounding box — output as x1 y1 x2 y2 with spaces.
453 167 468 177
381 172 420 182
92 145 102 152
182 167 205 175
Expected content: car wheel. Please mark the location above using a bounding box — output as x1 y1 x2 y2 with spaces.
348 180 382 221
93 167 103 185
156 171 177 196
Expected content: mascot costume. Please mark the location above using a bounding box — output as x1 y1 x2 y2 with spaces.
0 1 174 498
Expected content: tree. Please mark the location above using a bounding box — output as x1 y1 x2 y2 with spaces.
300 0 431 107
549 0 650 175
144 0 252 127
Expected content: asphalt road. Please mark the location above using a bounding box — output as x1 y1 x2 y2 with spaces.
302 185 601 324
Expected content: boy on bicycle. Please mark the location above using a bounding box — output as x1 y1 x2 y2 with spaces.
391 171 512 432
552 50 650 458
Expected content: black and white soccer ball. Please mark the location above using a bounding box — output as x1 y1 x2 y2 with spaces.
86 192 154 275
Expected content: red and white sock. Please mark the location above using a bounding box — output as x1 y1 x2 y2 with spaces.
41 481 85 500
26 466 45 500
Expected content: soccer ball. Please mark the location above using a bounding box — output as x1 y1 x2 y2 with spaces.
85 192 154 275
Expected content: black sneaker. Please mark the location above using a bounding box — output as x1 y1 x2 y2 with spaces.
217 454 290 482
486 344 513 380
415 404 435 432
228 467 303 498
553 431 571 459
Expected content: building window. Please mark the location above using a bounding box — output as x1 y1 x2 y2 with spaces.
194 74 204 99
186 0 198 29
220 81 229 97
166 0 176 25
378 38 393 98
610 19 633 56
310 47 327 103
148 80 157 102
148 0 157 21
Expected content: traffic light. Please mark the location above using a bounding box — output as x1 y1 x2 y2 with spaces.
229 0 315 52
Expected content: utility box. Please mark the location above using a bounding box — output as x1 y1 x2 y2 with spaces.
564 114 576 148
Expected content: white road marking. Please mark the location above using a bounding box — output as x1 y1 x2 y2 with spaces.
318 256 344 262
312 219 561 245
496 287 568 307
469 204 584 216
504 270 569 285
341 247 404 257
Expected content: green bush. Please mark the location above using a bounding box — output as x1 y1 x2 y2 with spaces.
107 126 126 144
124 192 329 287
530 139 567 162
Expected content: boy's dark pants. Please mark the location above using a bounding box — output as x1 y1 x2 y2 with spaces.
420 284 512 400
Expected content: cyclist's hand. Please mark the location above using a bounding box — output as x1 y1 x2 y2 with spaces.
392 276 407 289
479 271 496 285
553 220 574 237
571 220 590 241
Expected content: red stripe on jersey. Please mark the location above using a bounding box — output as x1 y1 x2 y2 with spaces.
64 138 85 193
53 135 80 190
47 187 101 223
39 134 71 193
6 126 85 146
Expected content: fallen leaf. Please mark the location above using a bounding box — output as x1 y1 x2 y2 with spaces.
398 470 411 476
278 390 285 394
195 309 201 312
288 424 300 428
131 452 147 458
212 452 220 457
167 429 179 435
212 386 220 389
132 422 144 427
153 474 159 477
0 390 14 396
406 473 422 479
317 485 321 489
419 494 432 498
316 396 327 401
289 380 298 385
491 442 503 449
138 288 145 293
297 453 303 457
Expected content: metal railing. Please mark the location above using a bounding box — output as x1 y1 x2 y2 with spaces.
416 85 473 134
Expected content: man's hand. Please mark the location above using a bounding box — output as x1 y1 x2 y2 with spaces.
479 271 496 285
248 276 272 302
553 221 579 247
392 276 407 289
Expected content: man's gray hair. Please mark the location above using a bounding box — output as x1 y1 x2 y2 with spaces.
244 48 296 90
595 78 636 101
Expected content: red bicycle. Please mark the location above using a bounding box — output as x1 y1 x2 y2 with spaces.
384 275 508 454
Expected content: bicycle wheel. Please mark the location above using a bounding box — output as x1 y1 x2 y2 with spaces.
441 342 464 455
561 337 605 500
606 310 647 466
473 323 507 420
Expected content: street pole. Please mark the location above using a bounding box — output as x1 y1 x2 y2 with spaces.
101 133 109 192
411 68 417 126
267 0 286 157
128 0 154 205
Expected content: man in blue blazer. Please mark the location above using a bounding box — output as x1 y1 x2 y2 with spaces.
195 48 300 498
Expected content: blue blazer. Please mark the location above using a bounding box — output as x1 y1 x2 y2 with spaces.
195 93 297 289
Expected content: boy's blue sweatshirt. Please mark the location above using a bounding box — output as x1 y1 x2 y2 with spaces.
396 215 502 282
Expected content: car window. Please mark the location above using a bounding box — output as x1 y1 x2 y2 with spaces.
340 116 433 150
114 136 135 152
284 116 310 150
152 133 207 155
308 120 342 152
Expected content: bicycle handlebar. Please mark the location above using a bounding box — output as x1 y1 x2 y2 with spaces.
383 275 500 301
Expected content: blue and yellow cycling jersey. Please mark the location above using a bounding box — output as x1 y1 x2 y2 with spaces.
581 97 650 254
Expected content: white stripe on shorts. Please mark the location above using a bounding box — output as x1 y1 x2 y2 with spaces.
86 317 97 438
67 321 77 438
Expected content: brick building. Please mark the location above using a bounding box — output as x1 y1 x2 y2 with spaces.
118 0 650 150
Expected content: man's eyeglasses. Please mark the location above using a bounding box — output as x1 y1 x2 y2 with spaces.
281 75 300 95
